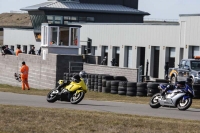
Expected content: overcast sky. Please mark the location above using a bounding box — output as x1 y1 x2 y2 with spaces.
0 0 200 20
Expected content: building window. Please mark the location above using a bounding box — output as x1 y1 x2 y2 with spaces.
55 16 63 24
87 17 94 22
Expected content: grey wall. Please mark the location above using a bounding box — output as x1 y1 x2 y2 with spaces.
83 63 138 82
0 53 83 89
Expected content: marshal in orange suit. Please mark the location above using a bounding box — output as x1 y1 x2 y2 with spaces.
20 61 30 90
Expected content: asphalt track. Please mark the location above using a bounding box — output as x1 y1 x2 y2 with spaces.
0 92 200 121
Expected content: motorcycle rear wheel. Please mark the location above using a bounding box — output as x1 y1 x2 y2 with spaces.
47 89 58 103
149 93 161 108
70 91 85 104
177 97 192 111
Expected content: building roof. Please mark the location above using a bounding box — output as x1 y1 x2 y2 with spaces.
21 1 149 15
180 14 200 17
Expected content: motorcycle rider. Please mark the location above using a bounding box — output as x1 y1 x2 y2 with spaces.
161 78 192 96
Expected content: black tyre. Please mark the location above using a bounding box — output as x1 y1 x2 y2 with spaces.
177 97 192 111
127 87 137 92
118 91 126 95
149 93 161 108
98 86 102 92
102 76 114 80
118 86 127 91
106 81 111 87
136 92 146 96
119 81 127 87
137 87 147 92
111 80 120 86
147 82 160 88
47 89 58 103
111 90 118 94
137 82 147 87
70 91 85 104
102 80 106 87
127 82 137 87
102 87 111 93
126 91 136 96
114 76 127 81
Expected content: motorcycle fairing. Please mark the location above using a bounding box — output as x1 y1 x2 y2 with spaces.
65 79 87 93
159 92 185 107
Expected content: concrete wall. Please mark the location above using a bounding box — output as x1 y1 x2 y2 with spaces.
83 64 138 82
0 53 83 89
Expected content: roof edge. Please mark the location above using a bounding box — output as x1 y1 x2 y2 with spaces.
179 14 200 17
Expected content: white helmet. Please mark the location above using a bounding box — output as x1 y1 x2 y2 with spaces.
79 71 87 78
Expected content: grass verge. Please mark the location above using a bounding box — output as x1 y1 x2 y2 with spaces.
0 104 200 133
0 84 200 109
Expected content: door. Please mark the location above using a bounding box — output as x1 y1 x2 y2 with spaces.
153 47 160 78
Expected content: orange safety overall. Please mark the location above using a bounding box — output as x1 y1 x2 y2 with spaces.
20 65 30 90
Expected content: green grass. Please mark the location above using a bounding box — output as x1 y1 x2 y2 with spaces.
0 104 200 133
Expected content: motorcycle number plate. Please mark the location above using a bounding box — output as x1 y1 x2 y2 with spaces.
66 85 73 90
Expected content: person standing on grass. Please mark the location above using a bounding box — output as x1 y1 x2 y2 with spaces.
20 61 30 90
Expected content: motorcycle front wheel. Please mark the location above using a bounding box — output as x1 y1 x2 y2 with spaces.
47 89 58 103
149 93 161 108
70 91 85 104
177 97 192 111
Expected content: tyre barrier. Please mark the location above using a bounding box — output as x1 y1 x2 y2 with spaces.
136 82 147 96
147 82 161 97
102 81 111 93
126 82 137 96
111 80 120 94
192 84 200 99
114 76 128 81
118 81 127 95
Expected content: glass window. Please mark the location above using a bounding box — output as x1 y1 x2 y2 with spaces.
71 16 78 21
70 28 79 46
185 61 190 67
191 61 200 71
79 17 87 21
87 17 94 22
180 60 186 69
47 15 53 20
64 16 70 20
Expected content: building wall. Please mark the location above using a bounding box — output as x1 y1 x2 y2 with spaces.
80 23 180 78
83 63 138 82
3 28 41 53
179 16 200 59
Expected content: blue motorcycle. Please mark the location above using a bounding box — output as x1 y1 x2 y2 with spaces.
149 82 195 111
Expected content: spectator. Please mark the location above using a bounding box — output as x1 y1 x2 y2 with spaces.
20 61 30 90
16 46 22 56
37 47 41 55
1 46 13 55
29 46 36 55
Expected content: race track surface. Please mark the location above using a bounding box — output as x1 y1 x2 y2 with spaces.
0 92 200 121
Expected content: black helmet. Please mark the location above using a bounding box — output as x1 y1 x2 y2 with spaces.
186 78 192 83
79 71 87 78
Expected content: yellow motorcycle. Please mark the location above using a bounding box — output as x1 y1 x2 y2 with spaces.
47 71 87 104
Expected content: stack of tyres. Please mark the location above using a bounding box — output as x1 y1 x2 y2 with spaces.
192 84 200 99
102 76 114 93
114 76 128 81
118 81 127 95
97 75 104 92
94 75 98 92
87 74 92 91
90 74 95 91
136 83 147 96
63 73 69 81
111 80 120 94
126 82 137 96
147 82 161 97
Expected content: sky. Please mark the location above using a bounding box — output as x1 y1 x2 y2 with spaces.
0 0 200 20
